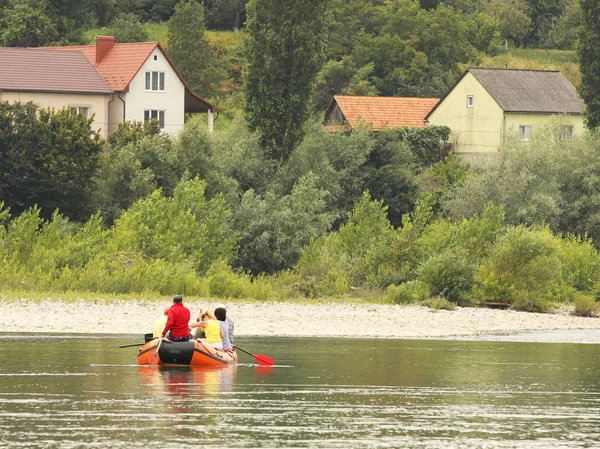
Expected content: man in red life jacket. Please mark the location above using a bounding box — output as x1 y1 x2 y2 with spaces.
161 295 191 341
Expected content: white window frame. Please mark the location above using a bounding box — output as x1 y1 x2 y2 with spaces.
144 109 165 129
467 95 474 108
145 71 166 92
69 106 90 117
560 125 574 141
519 125 532 141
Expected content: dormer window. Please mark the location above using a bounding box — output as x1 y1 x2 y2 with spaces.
467 95 474 108
145 71 165 91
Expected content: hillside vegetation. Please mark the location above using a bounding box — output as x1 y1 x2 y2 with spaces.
1 0 599 318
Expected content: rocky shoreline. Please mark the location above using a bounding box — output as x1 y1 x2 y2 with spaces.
2 298 600 342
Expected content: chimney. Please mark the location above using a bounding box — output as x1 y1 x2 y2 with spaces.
95 35 114 64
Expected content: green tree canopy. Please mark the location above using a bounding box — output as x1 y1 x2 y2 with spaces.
0 102 102 221
244 0 329 160
0 3 58 46
167 0 221 100
105 12 148 42
577 0 600 129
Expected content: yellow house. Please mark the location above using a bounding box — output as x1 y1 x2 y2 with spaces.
426 68 585 165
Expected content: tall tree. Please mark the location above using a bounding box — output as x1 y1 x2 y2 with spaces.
167 0 220 100
0 4 58 47
577 0 600 129
243 0 328 160
105 12 148 42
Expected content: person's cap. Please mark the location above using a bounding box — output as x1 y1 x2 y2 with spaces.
173 295 183 303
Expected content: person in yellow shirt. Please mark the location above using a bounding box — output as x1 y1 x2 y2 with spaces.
189 309 224 349
152 307 169 338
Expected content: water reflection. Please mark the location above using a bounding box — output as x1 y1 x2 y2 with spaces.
1 335 599 448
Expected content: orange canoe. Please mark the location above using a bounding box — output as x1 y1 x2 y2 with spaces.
137 338 238 366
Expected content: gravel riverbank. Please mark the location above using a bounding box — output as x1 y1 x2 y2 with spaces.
2 298 600 343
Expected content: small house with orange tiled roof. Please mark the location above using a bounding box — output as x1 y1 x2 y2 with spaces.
324 95 439 131
44 35 219 136
0 47 113 137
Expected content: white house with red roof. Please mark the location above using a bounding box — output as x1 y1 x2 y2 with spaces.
45 35 219 136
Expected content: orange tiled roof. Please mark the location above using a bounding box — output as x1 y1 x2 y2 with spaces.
45 42 158 92
331 95 440 130
0 47 112 94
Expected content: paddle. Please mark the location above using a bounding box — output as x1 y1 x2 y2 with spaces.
234 346 274 366
148 338 163 365
118 343 146 348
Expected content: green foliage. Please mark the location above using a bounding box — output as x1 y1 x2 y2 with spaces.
385 280 430 304
427 153 471 189
234 173 334 274
296 191 396 286
545 0 580 50
312 58 379 111
105 12 149 43
318 268 350 297
445 126 600 247
370 194 437 287
475 226 559 309
275 126 374 224
486 0 531 47
578 0 600 129
418 249 476 304
555 234 600 293
345 1 484 97
0 3 58 46
109 178 236 274
94 123 177 224
205 0 248 30
167 0 222 100
422 296 457 310
0 102 102 221
572 291 599 317
243 0 329 159
203 259 249 298
107 120 162 148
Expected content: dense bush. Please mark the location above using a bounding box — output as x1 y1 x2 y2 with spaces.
418 249 476 304
474 226 559 311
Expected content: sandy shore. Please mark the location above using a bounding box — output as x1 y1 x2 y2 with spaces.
1 298 600 343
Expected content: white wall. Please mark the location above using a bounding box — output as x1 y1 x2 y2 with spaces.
124 48 186 136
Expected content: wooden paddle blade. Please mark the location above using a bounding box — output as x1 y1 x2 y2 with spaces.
253 353 274 366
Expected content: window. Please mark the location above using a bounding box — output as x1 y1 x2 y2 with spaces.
519 125 532 141
70 106 89 117
560 125 574 141
153 54 158 61
144 110 165 129
145 71 165 91
467 95 474 108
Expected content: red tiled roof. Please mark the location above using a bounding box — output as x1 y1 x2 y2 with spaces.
330 95 440 130
45 38 219 112
45 41 157 92
0 47 112 94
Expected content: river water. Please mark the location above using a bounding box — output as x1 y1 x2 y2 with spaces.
1 334 599 448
